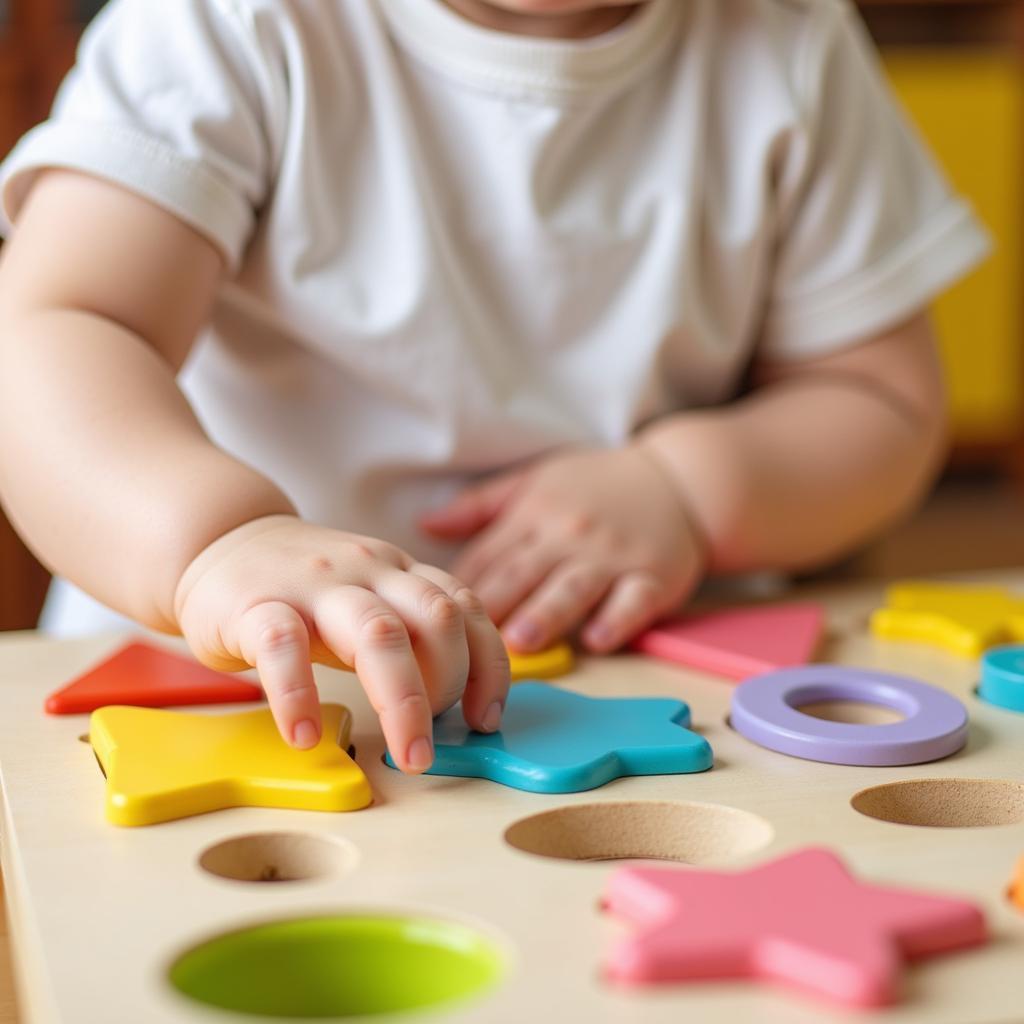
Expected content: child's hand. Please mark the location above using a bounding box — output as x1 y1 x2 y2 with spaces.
420 447 706 655
173 515 510 772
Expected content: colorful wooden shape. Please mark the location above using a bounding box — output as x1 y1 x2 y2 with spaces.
507 643 574 680
45 641 263 715
871 582 1024 658
979 645 1024 713
385 682 711 793
90 703 371 826
730 665 968 766
603 847 987 1008
1010 858 1024 911
631 603 824 681
169 914 505 1018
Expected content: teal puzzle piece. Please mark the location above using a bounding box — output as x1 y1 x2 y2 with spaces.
979 645 1024 713
386 682 713 793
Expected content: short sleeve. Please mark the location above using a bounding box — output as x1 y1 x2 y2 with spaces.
0 0 272 272
760 0 990 359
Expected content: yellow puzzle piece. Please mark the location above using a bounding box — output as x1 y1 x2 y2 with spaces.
1010 857 1024 912
507 642 575 681
90 703 372 827
870 582 1024 658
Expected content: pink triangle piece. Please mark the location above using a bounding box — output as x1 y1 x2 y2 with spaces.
631 602 824 681
603 847 987 1008
45 641 264 715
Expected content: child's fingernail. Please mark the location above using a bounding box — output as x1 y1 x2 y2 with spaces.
292 719 320 749
506 620 540 649
481 701 503 732
407 736 434 773
586 625 611 648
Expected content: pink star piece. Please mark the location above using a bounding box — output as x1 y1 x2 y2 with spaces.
603 847 987 1008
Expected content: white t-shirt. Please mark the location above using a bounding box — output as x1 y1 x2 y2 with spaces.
0 0 988 634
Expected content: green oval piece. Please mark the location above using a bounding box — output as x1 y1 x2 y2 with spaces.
169 914 504 1018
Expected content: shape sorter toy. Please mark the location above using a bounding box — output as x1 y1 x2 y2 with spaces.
2 573 1024 1022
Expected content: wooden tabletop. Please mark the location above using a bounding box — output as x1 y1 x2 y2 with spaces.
0 877 19 1024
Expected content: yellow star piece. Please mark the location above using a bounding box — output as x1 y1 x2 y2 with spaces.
90 703 372 827
870 582 1024 658
507 642 575 681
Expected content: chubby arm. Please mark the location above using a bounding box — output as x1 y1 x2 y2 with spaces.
639 312 948 573
0 170 293 630
422 312 946 654
0 171 509 767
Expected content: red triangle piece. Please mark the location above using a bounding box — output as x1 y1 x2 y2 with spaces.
632 603 825 681
45 641 264 715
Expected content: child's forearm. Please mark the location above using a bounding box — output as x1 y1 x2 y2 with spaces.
0 308 295 631
638 329 947 574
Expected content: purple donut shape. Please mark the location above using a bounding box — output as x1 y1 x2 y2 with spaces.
730 665 968 767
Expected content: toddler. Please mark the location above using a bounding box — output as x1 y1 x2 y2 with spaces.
0 0 987 773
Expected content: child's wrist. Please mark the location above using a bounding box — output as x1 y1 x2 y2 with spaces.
171 510 299 628
628 435 712 576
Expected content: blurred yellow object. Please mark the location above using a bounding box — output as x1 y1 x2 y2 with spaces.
884 50 1024 445
507 642 575 680
1010 856 1024 911
870 580 1024 657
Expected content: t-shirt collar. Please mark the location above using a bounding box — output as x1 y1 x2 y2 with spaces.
380 0 683 99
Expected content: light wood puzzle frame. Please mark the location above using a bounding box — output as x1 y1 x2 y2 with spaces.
1 574 1023 1022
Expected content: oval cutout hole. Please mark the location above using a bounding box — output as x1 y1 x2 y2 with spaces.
852 778 1024 828
198 832 358 884
504 800 773 865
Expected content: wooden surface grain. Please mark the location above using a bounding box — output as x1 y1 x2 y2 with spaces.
0 876 19 1024
2 592 1024 1023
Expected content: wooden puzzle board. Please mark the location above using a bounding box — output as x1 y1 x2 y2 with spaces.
2 572 1024 1023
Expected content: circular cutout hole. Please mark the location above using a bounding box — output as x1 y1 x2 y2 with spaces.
198 832 358 884
504 800 773 864
169 914 504 1018
851 779 1024 828
795 700 904 725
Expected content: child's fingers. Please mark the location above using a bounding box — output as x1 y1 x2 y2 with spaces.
372 568 472 717
469 543 563 627
502 562 613 653
448 517 525 586
408 563 511 732
313 586 435 774
581 571 682 653
237 601 322 749
419 471 526 540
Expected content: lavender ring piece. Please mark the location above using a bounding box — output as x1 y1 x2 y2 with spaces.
731 665 969 767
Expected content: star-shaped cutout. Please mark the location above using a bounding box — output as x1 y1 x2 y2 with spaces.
871 582 1024 657
90 704 372 826
386 682 711 793
604 848 987 1007
507 642 574 680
